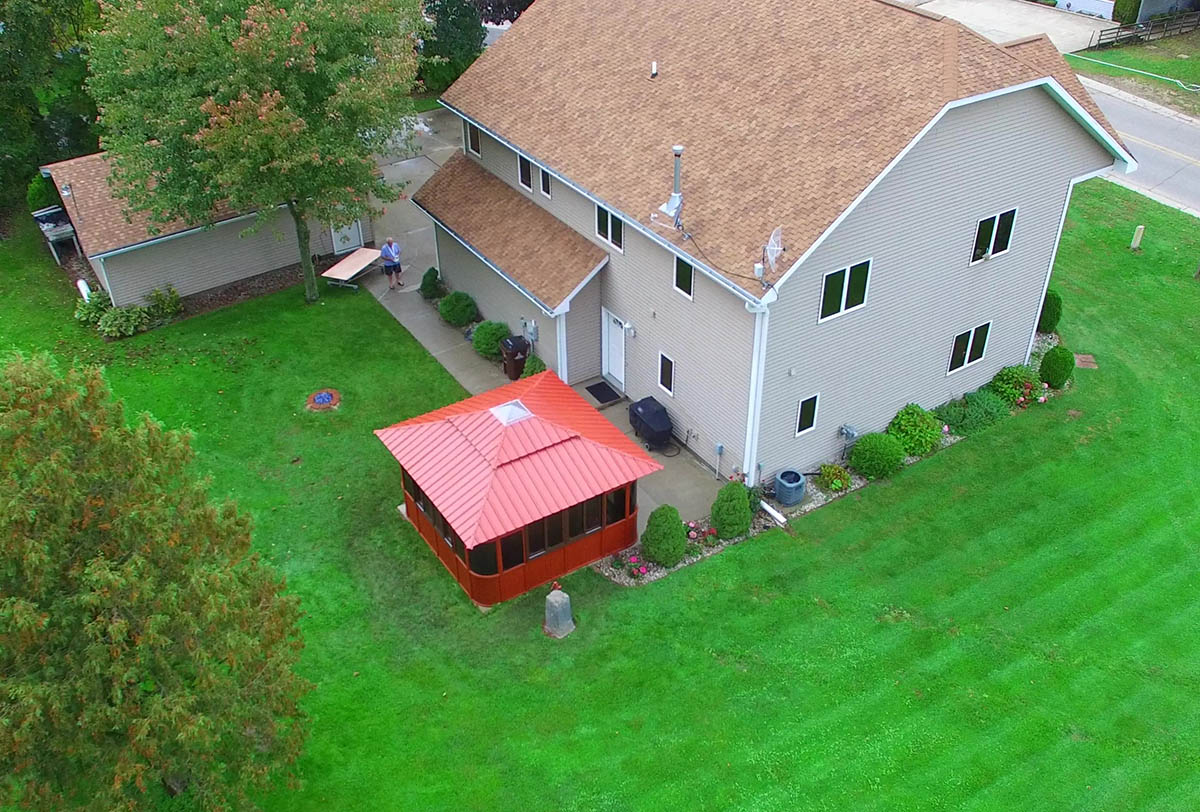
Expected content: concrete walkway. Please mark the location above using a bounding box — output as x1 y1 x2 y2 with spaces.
363 110 725 531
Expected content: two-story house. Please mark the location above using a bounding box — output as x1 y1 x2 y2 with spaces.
412 0 1136 486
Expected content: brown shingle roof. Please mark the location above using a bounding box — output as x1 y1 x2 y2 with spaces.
413 153 608 312
42 153 238 257
442 0 1128 295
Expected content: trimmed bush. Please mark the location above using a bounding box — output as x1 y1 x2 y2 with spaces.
420 267 446 300
438 291 477 327
816 463 851 492
471 320 510 361
97 305 151 338
958 389 1010 433
849 432 905 480
886 403 941 456
1040 345 1075 389
987 365 1039 406
711 481 752 539
640 504 687 568
1114 0 1139 24
74 292 113 327
1038 288 1063 334
147 286 183 322
521 354 547 378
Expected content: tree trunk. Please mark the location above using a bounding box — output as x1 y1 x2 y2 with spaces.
287 201 319 303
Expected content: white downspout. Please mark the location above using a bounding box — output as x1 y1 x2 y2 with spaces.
556 312 569 383
741 286 776 486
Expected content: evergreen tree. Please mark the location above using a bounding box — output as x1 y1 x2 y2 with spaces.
421 0 486 93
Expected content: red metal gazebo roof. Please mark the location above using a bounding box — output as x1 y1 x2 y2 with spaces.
374 372 662 548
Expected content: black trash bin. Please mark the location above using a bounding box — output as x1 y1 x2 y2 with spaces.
628 396 673 450
500 335 530 380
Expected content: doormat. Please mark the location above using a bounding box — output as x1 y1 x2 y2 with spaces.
586 381 621 405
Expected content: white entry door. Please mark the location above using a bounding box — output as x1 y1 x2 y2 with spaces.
602 308 626 390
331 220 364 255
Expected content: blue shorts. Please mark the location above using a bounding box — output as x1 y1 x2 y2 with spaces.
382 263 402 275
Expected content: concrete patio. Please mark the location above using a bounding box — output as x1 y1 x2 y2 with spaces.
362 109 724 531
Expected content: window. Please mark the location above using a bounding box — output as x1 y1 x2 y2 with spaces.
972 209 1016 263
629 482 637 514
569 496 603 539
795 394 818 436
539 167 552 198
605 486 628 525
673 257 694 299
658 352 675 396
948 322 991 372
526 512 565 559
463 121 481 156
819 260 870 321
596 205 624 250
500 532 524 570
468 541 497 575
517 155 533 191
401 468 416 497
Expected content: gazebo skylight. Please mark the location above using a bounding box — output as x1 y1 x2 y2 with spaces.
489 399 533 425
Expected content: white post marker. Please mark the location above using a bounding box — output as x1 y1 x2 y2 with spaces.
1131 225 1145 251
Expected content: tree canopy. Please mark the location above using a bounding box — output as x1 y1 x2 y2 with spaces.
472 0 531 24
0 354 310 811
87 0 422 301
421 0 485 93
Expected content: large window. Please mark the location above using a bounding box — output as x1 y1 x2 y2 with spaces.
673 257 694 299
526 511 565 559
658 352 675 396
463 121 481 156
605 487 628 524
795 394 818 436
500 532 524 570
539 167 552 198
468 541 497 575
972 209 1016 263
517 155 533 191
596 205 624 250
569 496 603 539
948 322 991 373
819 260 870 321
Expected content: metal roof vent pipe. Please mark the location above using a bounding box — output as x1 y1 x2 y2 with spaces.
658 145 684 229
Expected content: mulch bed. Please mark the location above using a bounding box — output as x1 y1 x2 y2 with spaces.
179 256 339 319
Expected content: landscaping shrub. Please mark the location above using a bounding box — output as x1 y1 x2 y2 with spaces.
471 320 509 361
419 267 446 300
816 463 851 492
74 292 113 327
932 399 966 432
1040 345 1076 389
521 354 547 378
640 504 687 568
1113 0 1139 24
438 291 477 327
710 481 752 539
957 389 1010 433
849 432 905 480
1038 288 1063 333
987 365 1039 406
26 173 61 212
886 403 941 456
97 305 151 338
147 285 184 322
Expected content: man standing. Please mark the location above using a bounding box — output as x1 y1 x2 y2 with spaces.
381 237 403 289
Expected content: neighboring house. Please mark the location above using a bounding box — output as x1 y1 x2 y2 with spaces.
41 153 374 307
415 0 1136 485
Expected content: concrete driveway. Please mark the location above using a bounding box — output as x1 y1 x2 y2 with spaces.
919 0 1109 52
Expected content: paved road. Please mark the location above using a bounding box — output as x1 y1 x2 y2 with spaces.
1085 83 1200 215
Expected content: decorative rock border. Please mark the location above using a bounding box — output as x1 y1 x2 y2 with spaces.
306 388 341 411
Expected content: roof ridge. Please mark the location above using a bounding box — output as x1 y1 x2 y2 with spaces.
1000 33 1052 48
947 16 1047 86
869 0 944 21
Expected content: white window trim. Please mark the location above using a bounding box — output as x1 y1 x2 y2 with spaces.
539 167 552 199
794 393 819 437
516 154 533 192
657 352 675 397
969 208 1018 266
595 205 625 254
465 122 481 157
816 258 872 324
673 257 694 301
946 321 992 375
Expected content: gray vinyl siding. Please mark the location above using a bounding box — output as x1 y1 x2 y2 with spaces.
564 273 601 383
467 122 757 472
99 210 369 306
756 87 1114 478
433 225 560 373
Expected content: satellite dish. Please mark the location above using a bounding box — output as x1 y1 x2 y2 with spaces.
764 226 783 272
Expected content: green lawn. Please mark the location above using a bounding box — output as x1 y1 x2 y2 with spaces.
2 179 1199 809
1068 31 1200 117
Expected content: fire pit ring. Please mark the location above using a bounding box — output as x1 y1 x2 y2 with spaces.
306 388 341 411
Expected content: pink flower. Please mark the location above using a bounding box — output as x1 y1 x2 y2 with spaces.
942 424 950 433
708 528 717 536
1043 382 1050 389
639 566 647 574
629 555 638 563
1017 396 1025 403
688 521 696 528
688 531 697 539
1037 396 1046 403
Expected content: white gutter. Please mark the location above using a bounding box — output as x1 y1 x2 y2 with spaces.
440 100 764 308
740 286 777 486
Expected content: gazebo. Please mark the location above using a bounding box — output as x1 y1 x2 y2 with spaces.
375 372 662 606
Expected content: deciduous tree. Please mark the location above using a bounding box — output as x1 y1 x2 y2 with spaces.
421 0 485 93
87 0 421 302
0 354 311 811
472 0 530 24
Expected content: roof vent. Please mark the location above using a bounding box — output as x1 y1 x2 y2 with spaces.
650 60 658 79
657 145 684 229
489 399 533 426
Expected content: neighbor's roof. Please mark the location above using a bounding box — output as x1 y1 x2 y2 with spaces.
413 153 608 312
374 372 662 548
41 153 240 258
442 0 1130 295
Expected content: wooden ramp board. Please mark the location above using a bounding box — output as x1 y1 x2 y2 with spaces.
322 247 380 290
